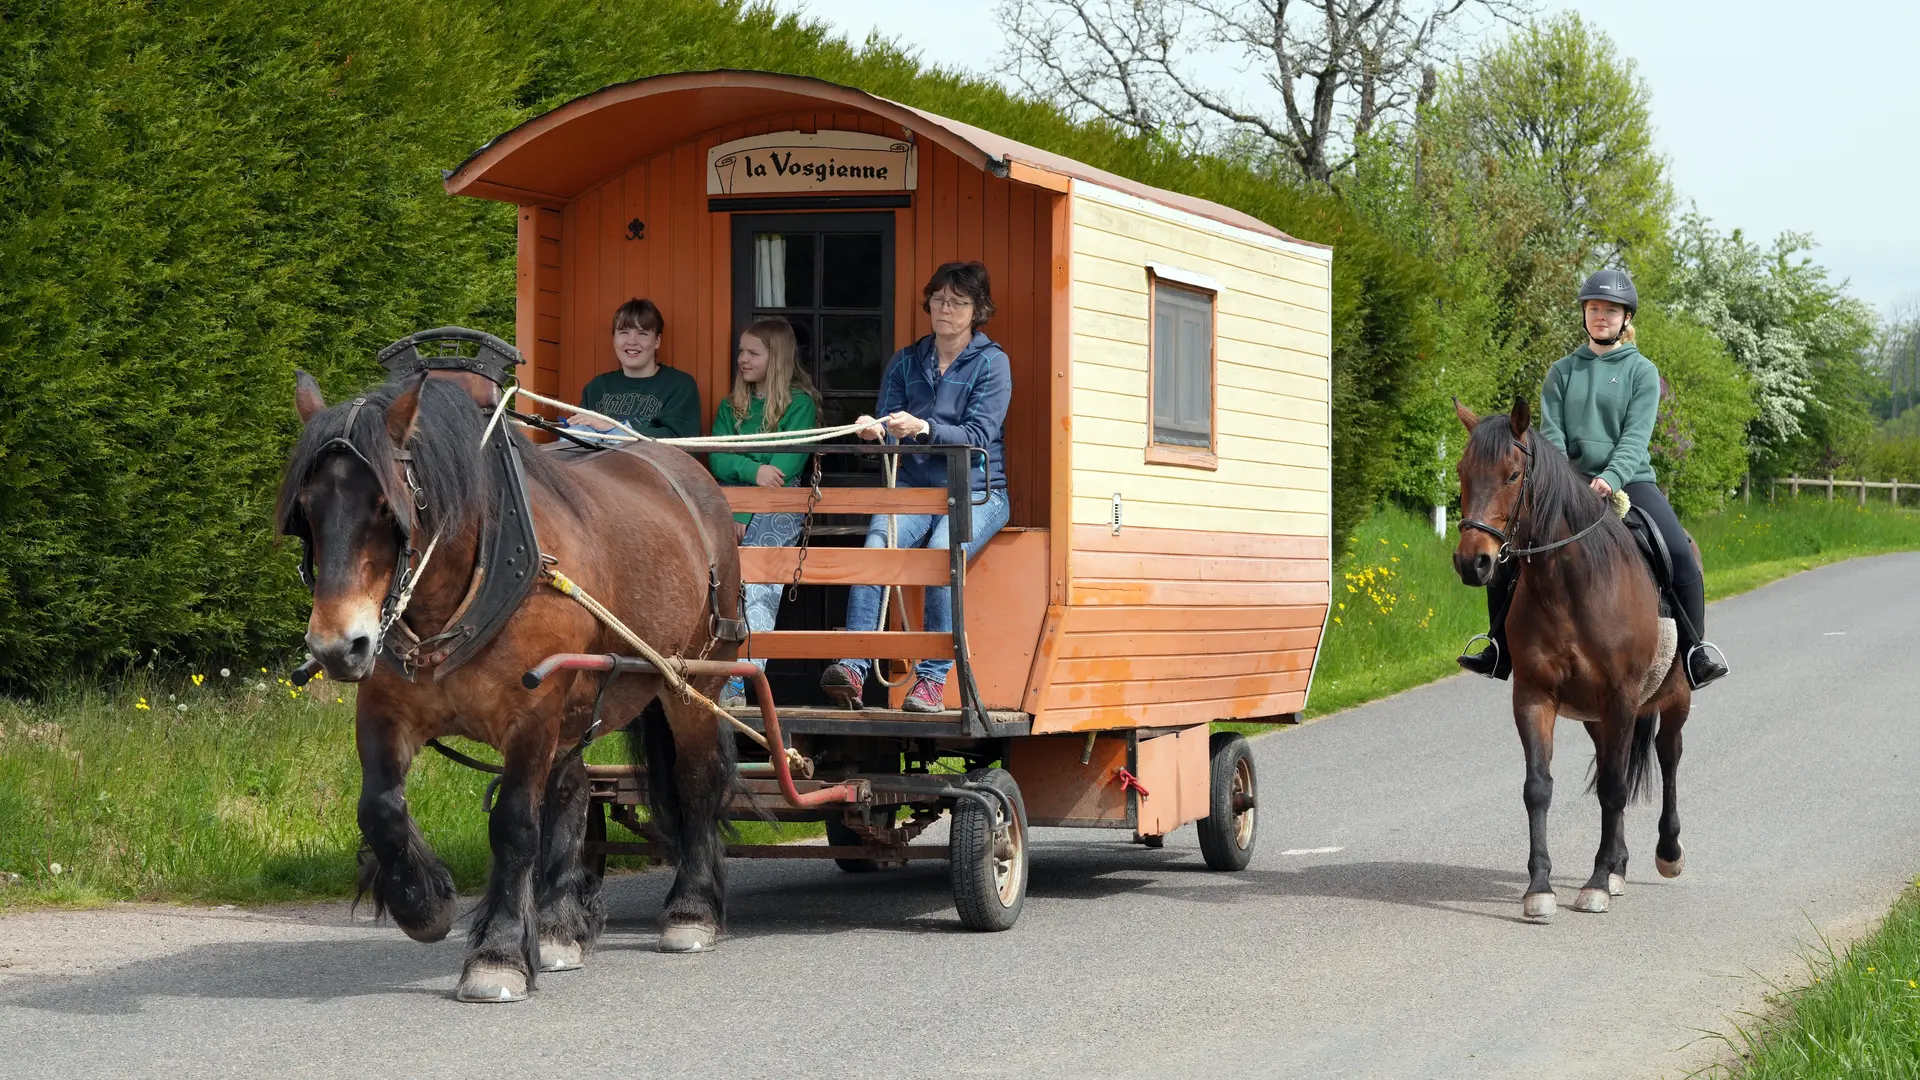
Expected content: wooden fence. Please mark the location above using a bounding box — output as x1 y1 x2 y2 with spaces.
1760 474 1916 507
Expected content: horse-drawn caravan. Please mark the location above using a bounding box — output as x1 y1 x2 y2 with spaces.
285 69 1332 1000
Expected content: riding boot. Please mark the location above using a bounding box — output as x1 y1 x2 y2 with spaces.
1671 573 1729 689
1458 563 1515 681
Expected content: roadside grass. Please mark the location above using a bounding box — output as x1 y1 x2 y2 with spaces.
2 499 1916 910
1695 881 1920 1079
0 673 808 910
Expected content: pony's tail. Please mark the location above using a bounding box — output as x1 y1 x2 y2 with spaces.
1625 712 1659 804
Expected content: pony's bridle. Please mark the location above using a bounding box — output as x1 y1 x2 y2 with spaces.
1458 432 1607 562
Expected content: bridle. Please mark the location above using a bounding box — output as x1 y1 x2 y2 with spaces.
1458 431 1608 562
290 394 442 670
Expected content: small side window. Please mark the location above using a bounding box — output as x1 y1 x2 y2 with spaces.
1148 270 1217 468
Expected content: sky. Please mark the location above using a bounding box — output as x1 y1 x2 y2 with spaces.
769 0 1920 317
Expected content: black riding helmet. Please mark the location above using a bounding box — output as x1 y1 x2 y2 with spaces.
1577 268 1638 316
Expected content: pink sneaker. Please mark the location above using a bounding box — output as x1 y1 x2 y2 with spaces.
819 662 864 709
902 677 946 713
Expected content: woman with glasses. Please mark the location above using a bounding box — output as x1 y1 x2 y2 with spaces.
817 261 1013 712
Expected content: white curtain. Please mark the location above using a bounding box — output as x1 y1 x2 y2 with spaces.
755 234 786 308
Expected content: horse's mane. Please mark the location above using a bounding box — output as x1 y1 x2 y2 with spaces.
277 374 577 542
1465 414 1636 574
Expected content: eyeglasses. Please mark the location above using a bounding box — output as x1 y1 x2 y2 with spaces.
928 296 974 311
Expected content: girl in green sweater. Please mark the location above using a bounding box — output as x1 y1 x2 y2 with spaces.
1459 269 1729 689
709 317 820 707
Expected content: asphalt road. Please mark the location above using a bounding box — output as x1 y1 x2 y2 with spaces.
4 554 1918 1080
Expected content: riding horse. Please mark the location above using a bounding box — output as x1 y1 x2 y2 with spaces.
278 365 742 1001
1453 397 1691 920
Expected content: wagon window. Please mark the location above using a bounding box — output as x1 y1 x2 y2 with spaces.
1149 273 1216 463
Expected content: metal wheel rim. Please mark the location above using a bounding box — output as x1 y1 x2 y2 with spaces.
1231 756 1255 849
991 813 1025 906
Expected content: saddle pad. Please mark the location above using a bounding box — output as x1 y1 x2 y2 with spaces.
1557 617 1676 721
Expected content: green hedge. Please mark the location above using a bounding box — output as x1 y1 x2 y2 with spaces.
0 0 1436 689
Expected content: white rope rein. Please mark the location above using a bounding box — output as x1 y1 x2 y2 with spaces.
498 383 873 448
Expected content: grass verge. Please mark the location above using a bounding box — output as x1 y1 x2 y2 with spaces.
2 499 1916 910
1696 881 1920 1078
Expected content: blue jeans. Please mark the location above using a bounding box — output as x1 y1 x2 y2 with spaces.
839 487 1010 683
738 504 806 673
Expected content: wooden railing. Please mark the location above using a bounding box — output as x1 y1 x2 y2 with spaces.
1764 475 1916 506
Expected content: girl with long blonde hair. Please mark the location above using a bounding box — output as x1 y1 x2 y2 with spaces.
708 317 820 706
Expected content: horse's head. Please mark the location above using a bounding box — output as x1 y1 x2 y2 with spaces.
1452 395 1533 587
278 371 428 682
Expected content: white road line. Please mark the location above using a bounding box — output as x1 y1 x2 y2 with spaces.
1279 846 1345 856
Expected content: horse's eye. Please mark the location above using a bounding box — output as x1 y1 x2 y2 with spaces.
1506 471 1521 485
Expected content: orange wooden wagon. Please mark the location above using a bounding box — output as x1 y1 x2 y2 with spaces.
447 70 1335 928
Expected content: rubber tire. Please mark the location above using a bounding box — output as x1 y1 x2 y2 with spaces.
825 815 881 874
1196 732 1257 871
948 768 1028 932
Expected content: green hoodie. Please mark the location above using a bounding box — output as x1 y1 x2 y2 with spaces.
707 389 819 524
1536 341 1660 493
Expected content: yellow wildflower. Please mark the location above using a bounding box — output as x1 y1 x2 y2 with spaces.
134 698 150 711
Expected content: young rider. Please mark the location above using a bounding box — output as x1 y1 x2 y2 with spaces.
571 298 702 439
1459 269 1730 689
706 317 820 708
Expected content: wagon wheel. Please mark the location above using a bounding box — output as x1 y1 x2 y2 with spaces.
1196 732 1257 871
948 768 1028 931
824 808 893 874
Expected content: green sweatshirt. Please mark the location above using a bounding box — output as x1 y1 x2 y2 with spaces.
708 390 819 524
1537 342 1660 493
579 366 701 439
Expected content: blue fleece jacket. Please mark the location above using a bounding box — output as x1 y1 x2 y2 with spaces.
876 332 1011 493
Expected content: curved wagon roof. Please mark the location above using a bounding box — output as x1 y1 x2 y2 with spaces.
444 69 1322 250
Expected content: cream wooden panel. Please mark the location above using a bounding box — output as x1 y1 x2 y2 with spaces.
1066 181 1333 540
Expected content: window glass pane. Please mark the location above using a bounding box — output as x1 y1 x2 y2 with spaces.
1152 282 1213 447
819 314 886 392
754 232 815 308
821 233 884 308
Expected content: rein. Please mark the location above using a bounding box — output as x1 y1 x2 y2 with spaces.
1459 432 1609 562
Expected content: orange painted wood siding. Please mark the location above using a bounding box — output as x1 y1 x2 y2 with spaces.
1031 524 1329 732
520 114 1057 528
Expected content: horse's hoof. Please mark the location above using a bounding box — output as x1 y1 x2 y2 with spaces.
1656 852 1685 878
538 939 584 972
455 964 529 1003
1522 892 1557 920
1608 873 1626 897
1573 887 1610 913
657 924 717 954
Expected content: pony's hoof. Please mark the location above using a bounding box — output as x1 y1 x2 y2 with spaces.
657 924 717 954
1656 852 1685 878
455 964 529 1003
1573 887 1610 913
1608 873 1626 897
1522 892 1557 920
538 939 584 972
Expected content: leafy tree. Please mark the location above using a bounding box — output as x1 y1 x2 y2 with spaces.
1632 304 1755 515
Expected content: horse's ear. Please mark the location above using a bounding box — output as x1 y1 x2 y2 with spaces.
295 370 326 425
1509 394 1532 437
385 374 427 448
1453 396 1480 432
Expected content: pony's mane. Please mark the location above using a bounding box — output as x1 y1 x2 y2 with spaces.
277 374 575 542
1465 414 1635 569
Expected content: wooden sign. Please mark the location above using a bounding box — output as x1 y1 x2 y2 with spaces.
707 131 917 196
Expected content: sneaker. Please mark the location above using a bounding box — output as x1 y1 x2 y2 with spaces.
717 677 746 710
819 662 864 709
901 677 946 713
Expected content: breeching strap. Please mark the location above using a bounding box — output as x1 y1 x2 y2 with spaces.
542 568 805 773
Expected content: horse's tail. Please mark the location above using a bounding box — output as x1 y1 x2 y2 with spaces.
627 700 683 862
1625 711 1659 804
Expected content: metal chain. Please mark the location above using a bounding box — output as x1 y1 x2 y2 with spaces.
785 454 823 604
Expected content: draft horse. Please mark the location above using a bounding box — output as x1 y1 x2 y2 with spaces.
1453 397 1691 920
277 362 742 1001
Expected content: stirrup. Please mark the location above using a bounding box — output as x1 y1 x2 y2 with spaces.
1684 641 1729 690
1457 633 1501 679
